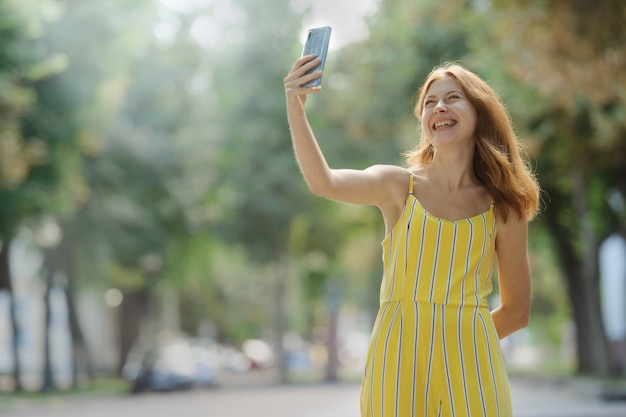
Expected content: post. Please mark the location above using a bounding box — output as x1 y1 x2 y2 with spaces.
325 279 340 382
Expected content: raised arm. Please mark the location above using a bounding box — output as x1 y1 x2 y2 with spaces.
283 55 406 208
283 55 335 196
491 213 532 339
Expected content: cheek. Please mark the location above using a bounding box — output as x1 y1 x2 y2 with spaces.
420 123 432 139
469 112 478 131
467 105 478 124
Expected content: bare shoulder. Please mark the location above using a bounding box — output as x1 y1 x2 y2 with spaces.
364 165 412 234
366 164 411 182
365 164 409 176
495 210 529 250
365 164 412 200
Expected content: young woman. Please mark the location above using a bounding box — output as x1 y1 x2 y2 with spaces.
284 55 540 417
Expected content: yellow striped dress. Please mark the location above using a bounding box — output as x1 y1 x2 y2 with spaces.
360 174 512 417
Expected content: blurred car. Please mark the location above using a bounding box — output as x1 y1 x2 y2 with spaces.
189 338 221 387
217 344 252 372
123 337 220 393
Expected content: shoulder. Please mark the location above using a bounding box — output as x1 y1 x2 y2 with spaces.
365 165 413 234
365 164 412 193
495 210 528 251
361 164 412 209
361 164 411 188
365 164 410 177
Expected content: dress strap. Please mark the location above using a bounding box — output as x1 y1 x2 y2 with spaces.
408 172 414 195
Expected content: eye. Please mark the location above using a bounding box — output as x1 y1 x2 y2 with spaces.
424 99 435 107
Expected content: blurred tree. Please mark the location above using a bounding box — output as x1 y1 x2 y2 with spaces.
6 0 621 387
210 0 318 380
487 0 626 375
23 0 167 388
0 0 74 392
64 0 223 369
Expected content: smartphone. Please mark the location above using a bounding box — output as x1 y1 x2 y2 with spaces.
301 26 332 88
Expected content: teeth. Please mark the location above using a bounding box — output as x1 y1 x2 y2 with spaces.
434 120 455 129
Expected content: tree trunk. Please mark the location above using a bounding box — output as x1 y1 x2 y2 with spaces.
118 290 147 373
41 248 56 392
0 236 23 392
616 159 626 374
272 255 288 383
59 231 94 387
544 184 610 375
325 280 340 382
566 263 610 375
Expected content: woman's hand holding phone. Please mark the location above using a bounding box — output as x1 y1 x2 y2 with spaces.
284 55 323 110
300 26 331 87
285 28 334 201
284 26 332 112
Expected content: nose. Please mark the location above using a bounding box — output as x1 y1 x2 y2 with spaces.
434 99 447 113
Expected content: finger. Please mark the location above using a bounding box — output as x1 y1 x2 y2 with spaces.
294 54 318 69
299 70 323 85
285 70 323 91
288 55 313 73
286 82 322 93
299 56 321 73
285 71 322 90
284 62 321 89
285 67 322 85
288 56 321 78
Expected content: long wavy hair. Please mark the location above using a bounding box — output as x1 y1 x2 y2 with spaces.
404 63 540 221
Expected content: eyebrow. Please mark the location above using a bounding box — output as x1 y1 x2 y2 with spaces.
425 89 464 100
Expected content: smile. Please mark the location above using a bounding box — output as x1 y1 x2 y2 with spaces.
433 119 457 130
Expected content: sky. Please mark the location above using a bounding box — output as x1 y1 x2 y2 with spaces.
157 0 380 50
294 0 380 49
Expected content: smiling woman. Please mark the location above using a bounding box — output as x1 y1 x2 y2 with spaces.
407 63 540 223
284 58 540 416
420 77 478 155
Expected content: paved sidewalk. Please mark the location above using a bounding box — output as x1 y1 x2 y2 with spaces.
2 374 626 417
511 376 626 417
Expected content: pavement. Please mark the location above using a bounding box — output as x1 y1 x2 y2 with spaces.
511 376 626 417
2 373 626 417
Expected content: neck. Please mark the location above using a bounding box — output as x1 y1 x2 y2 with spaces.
426 149 476 192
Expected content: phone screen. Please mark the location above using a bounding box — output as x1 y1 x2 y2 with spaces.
301 26 332 88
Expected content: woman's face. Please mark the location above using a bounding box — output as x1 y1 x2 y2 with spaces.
421 76 477 150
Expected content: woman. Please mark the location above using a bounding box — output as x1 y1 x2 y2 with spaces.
284 55 540 417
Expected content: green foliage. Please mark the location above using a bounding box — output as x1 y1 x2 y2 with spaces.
212 0 309 262
1 0 624 375
480 0 626 374
0 0 62 233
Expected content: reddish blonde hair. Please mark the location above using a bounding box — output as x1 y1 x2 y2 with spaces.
405 63 540 221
